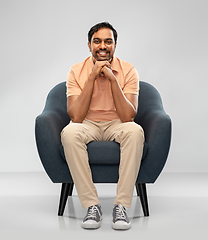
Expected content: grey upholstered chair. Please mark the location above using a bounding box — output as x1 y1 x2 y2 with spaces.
35 81 171 217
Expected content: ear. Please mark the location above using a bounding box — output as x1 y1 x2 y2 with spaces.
88 42 91 52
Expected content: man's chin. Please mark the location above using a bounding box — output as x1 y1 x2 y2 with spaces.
96 56 108 61
96 56 112 62
97 59 108 61
92 55 113 63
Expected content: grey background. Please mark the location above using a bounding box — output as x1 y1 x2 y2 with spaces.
0 0 207 172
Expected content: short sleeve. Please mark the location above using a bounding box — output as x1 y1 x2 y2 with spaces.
122 67 139 95
66 69 82 97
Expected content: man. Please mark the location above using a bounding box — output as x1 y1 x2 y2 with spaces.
61 22 144 230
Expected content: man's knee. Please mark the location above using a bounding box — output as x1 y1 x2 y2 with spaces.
122 122 144 141
61 123 84 145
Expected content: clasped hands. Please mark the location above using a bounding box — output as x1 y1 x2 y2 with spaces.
92 60 116 82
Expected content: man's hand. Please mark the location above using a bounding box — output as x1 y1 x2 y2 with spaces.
91 60 112 79
102 65 116 82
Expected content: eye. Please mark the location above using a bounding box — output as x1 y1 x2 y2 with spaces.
93 40 100 44
105 40 113 45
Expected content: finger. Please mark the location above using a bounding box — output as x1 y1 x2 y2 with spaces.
102 65 108 71
105 61 112 69
102 66 111 75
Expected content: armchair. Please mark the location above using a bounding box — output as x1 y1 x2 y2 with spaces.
35 81 171 217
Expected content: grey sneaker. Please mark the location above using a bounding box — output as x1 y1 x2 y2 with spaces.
112 204 131 230
81 205 103 229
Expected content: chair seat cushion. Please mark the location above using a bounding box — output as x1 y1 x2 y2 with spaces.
60 141 148 165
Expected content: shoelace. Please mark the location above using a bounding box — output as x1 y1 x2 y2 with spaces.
86 205 100 220
115 204 127 220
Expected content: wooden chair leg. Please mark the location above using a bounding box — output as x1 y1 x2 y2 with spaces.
58 183 74 216
136 183 149 217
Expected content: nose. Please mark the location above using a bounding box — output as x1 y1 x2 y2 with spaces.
100 41 106 49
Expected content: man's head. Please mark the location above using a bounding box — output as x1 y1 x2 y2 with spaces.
88 22 118 62
88 22 118 44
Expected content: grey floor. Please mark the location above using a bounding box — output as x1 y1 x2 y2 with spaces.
0 172 208 240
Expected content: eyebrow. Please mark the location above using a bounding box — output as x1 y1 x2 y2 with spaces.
93 38 113 41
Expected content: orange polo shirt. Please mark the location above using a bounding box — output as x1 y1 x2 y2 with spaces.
66 56 139 122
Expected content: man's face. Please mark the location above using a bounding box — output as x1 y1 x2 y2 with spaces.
88 28 116 62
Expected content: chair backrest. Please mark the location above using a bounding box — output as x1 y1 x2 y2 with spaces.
135 81 164 125
43 82 70 127
43 81 165 129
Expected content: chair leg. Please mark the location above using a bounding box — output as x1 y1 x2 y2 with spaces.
135 183 149 217
58 183 74 216
68 183 74 196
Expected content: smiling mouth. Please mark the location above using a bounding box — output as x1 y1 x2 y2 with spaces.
97 51 110 57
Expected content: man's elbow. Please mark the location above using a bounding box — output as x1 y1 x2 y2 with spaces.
120 111 136 123
120 115 135 123
71 118 83 123
68 112 84 123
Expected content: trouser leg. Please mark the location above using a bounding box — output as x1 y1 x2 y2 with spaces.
61 121 102 209
103 120 145 208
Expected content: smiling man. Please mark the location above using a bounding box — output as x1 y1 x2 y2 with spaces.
61 22 144 230
90 27 115 61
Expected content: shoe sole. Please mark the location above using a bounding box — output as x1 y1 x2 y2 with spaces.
112 221 131 230
81 216 103 229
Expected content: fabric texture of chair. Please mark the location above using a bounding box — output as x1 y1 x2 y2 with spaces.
35 81 171 216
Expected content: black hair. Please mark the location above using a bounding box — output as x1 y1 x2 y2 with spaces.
88 22 118 43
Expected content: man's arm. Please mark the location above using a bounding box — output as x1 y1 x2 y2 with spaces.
67 74 94 123
67 61 111 123
102 66 138 122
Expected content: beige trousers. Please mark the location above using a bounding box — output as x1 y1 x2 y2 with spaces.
61 119 144 209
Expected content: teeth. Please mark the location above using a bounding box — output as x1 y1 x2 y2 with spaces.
99 52 108 55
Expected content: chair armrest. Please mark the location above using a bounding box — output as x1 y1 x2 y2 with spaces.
137 110 172 183
142 110 171 144
36 110 68 138
35 110 71 182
